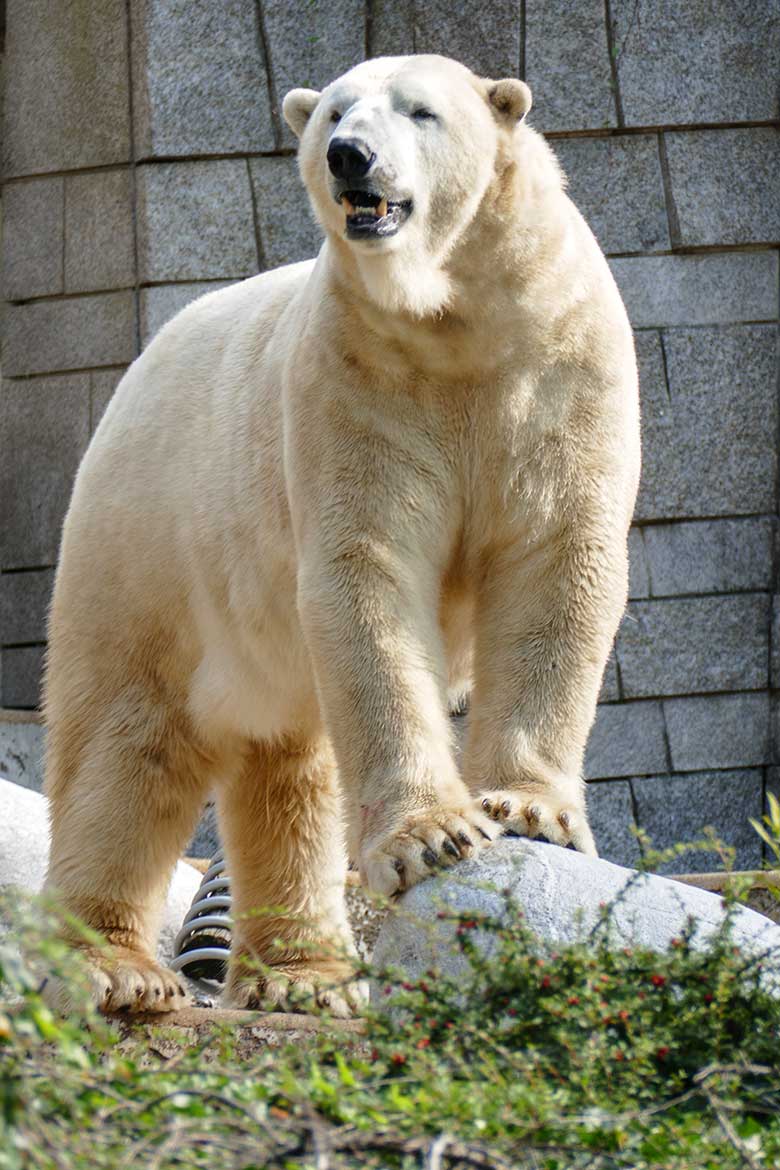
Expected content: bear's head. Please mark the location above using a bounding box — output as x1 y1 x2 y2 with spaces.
283 55 532 317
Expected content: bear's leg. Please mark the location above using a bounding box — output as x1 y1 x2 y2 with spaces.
218 736 364 1017
464 529 629 855
43 698 218 1014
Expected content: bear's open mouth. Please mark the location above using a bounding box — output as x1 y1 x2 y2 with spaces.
339 189 412 240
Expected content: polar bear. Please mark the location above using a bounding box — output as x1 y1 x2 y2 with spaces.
43 55 640 1016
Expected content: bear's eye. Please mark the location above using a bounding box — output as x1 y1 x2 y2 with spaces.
330 110 341 124
411 107 437 122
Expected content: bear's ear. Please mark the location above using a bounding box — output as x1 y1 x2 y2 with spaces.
283 88 322 138
486 79 532 124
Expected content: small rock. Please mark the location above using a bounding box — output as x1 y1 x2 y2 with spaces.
372 838 780 990
0 776 202 965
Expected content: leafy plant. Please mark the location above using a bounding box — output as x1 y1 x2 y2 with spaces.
2 870 779 1170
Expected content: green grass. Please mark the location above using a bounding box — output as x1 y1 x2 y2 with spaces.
2 863 779 1170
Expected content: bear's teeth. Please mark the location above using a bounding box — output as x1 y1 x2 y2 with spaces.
342 197 356 215
377 198 388 218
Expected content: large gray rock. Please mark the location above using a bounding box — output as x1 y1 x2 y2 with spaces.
0 778 202 965
372 838 779 987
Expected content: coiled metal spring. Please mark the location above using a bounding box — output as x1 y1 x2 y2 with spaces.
171 850 232 986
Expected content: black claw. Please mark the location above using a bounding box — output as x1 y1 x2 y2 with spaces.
393 857 405 874
443 837 460 858
457 830 473 847
135 985 144 998
476 824 493 840
422 846 438 867
500 799 512 817
155 988 162 998
481 798 491 812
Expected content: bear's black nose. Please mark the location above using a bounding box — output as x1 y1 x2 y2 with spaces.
327 138 376 180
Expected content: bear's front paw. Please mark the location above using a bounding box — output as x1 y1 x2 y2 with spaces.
223 959 367 1018
360 804 501 896
42 946 191 1016
477 788 597 856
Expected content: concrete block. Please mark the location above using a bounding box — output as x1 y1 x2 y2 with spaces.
262 0 365 147
407 0 521 79
0 712 44 791
664 693 770 773
610 251 779 329
632 770 764 874
3 293 137 378
368 1 414 57
635 326 777 521
0 375 91 568
599 649 620 703
526 0 616 132
611 0 779 126
64 169 135 293
90 368 127 432
642 518 773 597
616 595 769 699
628 527 650 599
586 779 641 868
0 570 55 645
4 0 130 177
2 178 64 300
1 646 45 709
554 135 669 254
249 156 323 270
585 700 668 780
132 0 275 157
773 597 780 690
139 281 234 345
136 161 258 283
665 128 780 248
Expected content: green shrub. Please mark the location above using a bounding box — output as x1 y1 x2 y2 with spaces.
2 873 779 1170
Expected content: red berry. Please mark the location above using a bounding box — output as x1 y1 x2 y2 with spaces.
567 996 579 1006
656 1046 669 1060
651 974 666 987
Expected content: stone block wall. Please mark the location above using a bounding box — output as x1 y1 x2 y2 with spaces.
1 0 778 870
